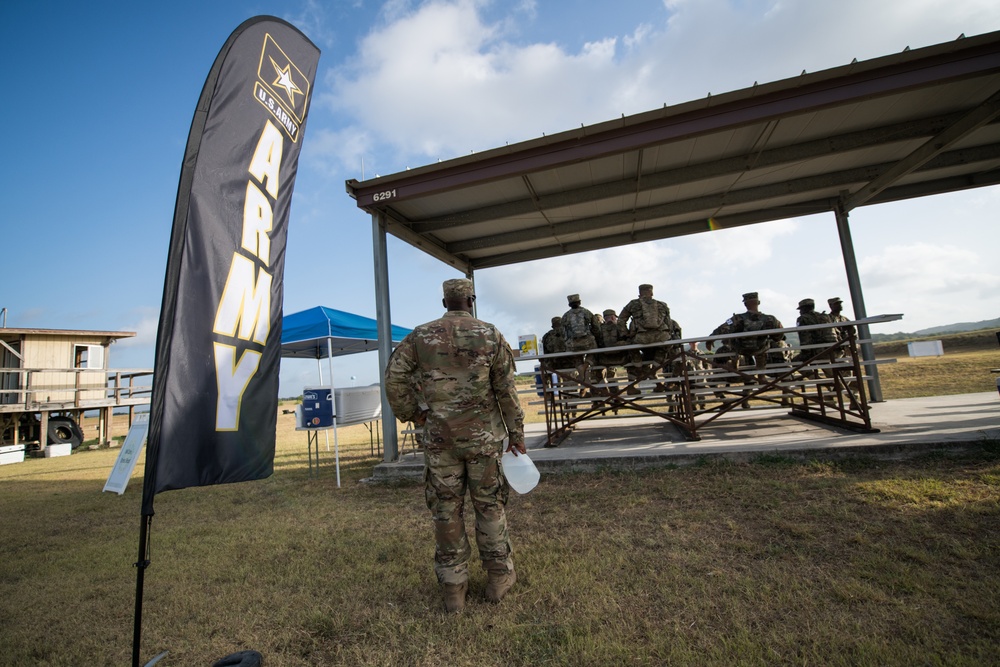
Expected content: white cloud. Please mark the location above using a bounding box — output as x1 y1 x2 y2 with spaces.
311 0 1000 349
117 308 160 350
321 0 1000 172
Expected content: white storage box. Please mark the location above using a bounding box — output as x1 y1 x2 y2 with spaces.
45 443 72 458
334 386 383 427
0 444 25 465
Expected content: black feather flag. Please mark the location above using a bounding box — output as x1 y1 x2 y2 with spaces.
133 16 320 666
142 17 320 515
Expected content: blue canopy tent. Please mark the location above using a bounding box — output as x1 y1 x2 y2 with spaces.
280 306 412 485
281 306 412 359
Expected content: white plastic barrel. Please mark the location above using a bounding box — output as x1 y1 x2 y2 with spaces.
502 450 540 494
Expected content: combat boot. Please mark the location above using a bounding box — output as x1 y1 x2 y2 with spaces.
485 567 517 603
442 581 468 613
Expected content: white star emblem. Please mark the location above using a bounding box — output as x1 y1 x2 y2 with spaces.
270 58 302 106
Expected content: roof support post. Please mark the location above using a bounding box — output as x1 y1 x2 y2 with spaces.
835 204 883 402
372 210 398 461
467 271 477 318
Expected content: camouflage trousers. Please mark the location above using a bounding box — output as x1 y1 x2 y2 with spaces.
423 439 514 586
629 330 671 379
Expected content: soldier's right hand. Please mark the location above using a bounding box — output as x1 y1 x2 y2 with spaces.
506 437 527 455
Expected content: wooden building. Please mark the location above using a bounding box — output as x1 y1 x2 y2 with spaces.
0 327 152 457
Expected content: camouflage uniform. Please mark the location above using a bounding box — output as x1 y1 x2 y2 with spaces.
561 294 601 385
384 280 524 589
711 305 784 372
540 316 566 372
794 299 838 379
595 308 627 386
684 342 708 409
618 284 672 382
827 298 856 343
795 300 836 357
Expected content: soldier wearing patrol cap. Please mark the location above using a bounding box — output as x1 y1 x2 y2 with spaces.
617 284 672 390
827 297 856 342
561 294 600 385
540 316 566 372
595 308 627 388
795 297 836 364
384 278 524 613
707 291 784 372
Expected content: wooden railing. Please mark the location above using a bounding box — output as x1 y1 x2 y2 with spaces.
0 367 153 412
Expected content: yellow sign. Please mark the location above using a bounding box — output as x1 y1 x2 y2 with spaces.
518 335 538 357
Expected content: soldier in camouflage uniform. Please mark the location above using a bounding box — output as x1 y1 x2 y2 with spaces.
707 292 784 408
540 316 566 372
617 284 672 390
828 297 856 342
384 279 525 614
706 292 784 372
793 298 837 380
561 294 601 387
794 298 837 363
684 341 708 410
595 308 628 391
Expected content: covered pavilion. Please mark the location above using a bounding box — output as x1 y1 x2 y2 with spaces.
345 30 1000 461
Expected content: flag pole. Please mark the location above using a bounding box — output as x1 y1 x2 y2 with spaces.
132 513 153 667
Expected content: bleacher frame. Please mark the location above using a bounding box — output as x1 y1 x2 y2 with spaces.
529 315 902 447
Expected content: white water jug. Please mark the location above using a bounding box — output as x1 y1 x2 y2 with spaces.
502 450 540 494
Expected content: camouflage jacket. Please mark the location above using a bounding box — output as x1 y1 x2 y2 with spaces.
561 306 600 345
831 314 856 341
714 310 784 353
384 311 524 447
796 311 836 346
541 327 566 354
597 321 624 348
618 297 671 338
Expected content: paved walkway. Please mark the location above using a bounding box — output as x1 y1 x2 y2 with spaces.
371 392 1000 481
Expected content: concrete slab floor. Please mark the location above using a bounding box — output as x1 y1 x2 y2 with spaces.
369 392 1000 482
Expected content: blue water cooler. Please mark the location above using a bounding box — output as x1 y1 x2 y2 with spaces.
301 386 334 427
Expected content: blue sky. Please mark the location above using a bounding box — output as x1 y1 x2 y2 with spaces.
3 0 999 396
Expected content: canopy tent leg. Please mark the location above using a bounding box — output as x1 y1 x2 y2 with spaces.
327 338 341 488
315 358 330 452
835 204 883 402
373 211 399 462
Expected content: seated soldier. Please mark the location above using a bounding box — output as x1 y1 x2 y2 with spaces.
541 316 566 372
707 291 785 409
707 292 785 372
617 284 672 392
561 293 601 390
595 308 628 393
794 298 837 373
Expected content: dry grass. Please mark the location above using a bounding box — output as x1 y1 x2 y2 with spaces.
2 341 999 665
1 401 999 665
876 350 1000 399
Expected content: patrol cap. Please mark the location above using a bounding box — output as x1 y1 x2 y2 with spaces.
828 297 843 306
742 291 758 301
442 278 474 299
602 309 616 317
551 316 562 326
638 284 653 293
567 293 581 304
797 298 815 309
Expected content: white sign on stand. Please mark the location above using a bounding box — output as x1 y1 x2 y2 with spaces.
103 413 150 495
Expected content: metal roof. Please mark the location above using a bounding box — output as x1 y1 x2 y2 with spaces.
0 328 136 340
346 30 1000 273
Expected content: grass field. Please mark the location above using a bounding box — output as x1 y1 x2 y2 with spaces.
0 332 997 665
